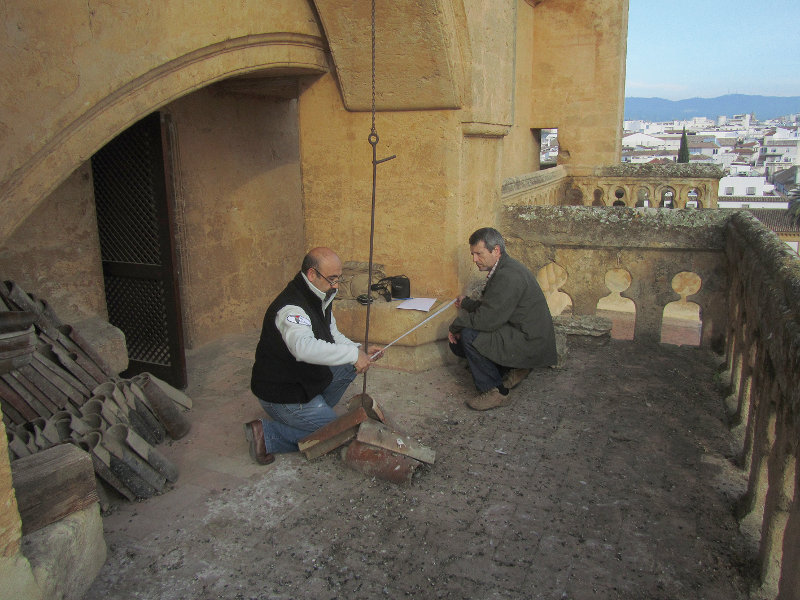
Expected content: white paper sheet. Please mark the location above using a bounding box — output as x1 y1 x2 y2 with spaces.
396 297 437 312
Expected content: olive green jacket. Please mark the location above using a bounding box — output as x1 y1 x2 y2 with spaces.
450 253 557 368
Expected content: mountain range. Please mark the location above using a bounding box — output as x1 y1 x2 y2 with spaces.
624 94 800 122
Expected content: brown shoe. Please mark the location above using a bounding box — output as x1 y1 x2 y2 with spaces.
243 420 275 465
466 388 513 411
502 368 530 390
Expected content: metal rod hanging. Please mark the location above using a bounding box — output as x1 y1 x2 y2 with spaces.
362 0 396 395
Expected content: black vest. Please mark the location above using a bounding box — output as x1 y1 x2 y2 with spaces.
250 273 335 404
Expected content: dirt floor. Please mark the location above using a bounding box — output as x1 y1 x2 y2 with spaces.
82 330 757 600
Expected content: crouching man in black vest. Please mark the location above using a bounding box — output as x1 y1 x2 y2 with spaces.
245 247 384 465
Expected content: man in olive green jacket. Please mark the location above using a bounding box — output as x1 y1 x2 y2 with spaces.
449 227 557 410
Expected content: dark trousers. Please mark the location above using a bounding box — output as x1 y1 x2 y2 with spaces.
449 327 504 393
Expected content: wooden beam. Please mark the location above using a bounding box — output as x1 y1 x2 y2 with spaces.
298 406 369 460
11 444 99 535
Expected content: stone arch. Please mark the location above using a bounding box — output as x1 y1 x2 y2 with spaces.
1 36 329 241
1 0 470 243
686 186 703 209
537 262 573 316
596 267 635 339
658 186 676 209
660 271 702 346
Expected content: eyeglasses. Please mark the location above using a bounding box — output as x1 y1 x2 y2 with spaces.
313 267 348 286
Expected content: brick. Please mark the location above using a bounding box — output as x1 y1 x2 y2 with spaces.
298 406 369 459
342 440 422 485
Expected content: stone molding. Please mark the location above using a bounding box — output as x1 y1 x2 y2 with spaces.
461 122 511 138
501 166 567 195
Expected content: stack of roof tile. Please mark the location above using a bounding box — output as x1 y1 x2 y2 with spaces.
1 280 191 501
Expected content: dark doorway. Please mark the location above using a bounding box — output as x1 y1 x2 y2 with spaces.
90 113 186 388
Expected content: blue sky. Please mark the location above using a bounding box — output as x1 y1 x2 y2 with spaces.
625 0 800 100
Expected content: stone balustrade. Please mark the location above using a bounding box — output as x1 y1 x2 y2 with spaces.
500 165 570 206
502 163 724 209
722 212 800 600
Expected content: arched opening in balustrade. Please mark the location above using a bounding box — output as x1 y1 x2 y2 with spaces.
536 262 572 317
686 187 702 208
659 187 675 209
593 188 605 206
660 271 702 346
596 268 635 339
635 187 649 208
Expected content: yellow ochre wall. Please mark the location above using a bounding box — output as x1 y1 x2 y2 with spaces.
0 0 628 348
0 1 628 589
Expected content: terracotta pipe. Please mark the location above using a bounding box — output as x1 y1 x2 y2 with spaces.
104 424 166 492
35 345 92 397
0 376 39 422
5 371 55 417
78 432 137 501
123 425 179 483
0 311 36 334
30 352 87 406
7 430 33 459
133 374 190 439
44 341 98 390
58 324 117 379
18 363 69 410
118 381 165 445
81 396 122 429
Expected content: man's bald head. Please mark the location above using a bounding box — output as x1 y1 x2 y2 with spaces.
301 247 341 275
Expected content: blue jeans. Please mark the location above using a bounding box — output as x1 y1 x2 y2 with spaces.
257 364 357 453
449 327 504 393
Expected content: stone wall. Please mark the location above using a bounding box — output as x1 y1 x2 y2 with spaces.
0 420 41 600
164 88 306 348
0 164 106 325
529 0 628 171
722 212 800 600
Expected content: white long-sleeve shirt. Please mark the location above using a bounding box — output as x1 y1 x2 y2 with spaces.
274 273 360 367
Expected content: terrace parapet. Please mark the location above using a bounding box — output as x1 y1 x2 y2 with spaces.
500 165 570 206
503 205 729 349
503 204 800 600
722 211 800 600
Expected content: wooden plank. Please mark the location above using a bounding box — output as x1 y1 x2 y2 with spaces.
356 419 436 464
10 444 99 535
298 406 369 453
301 428 358 460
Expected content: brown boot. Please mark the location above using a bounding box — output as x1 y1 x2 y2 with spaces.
502 368 530 390
243 420 275 465
466 388 512 411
